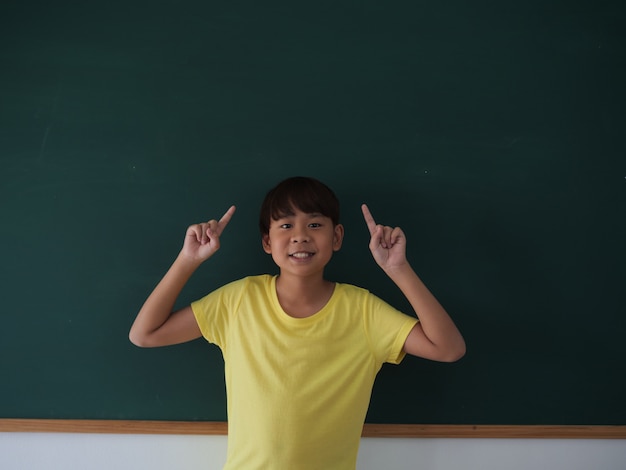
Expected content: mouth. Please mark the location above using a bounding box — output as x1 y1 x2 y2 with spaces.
289 252 314 259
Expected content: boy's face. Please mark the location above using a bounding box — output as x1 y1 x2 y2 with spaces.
262 207 344 278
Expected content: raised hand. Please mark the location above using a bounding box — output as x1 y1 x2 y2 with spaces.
361 204 408 271
361 204 466 362
182 205 236 263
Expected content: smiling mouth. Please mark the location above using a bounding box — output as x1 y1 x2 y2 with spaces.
289 252 314 259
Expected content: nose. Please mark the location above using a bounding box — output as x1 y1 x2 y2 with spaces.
291 225 310 243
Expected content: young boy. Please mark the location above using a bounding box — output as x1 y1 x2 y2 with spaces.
129 176 465 470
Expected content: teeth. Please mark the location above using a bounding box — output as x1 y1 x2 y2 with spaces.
291 252 312 259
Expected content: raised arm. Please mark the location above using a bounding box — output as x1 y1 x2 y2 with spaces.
361 204 465 362
129 205 236 348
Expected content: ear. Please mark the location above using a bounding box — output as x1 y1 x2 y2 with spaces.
333 224 344 251
262 234 272 254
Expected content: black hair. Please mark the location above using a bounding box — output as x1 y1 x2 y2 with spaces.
259 176 340 235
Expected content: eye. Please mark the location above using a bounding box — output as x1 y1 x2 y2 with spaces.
279 223 292 229
308 223 321 228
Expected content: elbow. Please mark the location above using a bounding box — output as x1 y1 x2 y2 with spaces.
442 340 466 363
129 328 152 348
128 331 144 347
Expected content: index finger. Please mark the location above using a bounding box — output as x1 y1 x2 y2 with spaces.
217 205 236 232
361 204 378 235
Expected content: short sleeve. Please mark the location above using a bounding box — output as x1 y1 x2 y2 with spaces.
362 291 419 365
190 278 246 350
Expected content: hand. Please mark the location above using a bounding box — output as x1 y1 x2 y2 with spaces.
182 205 236 263
361 204 407 271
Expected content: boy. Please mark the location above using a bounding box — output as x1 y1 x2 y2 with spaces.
129 176 465 469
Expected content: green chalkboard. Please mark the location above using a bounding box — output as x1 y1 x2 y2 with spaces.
1 0 625 426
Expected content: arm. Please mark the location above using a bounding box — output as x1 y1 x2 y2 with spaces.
129 205 236 348
361 204 465 362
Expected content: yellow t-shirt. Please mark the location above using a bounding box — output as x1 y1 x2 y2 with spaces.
191 275 418 470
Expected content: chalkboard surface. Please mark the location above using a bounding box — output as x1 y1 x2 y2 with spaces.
1 0 624 426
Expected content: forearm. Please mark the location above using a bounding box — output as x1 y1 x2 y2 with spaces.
385 263 465 360
129 253 200 346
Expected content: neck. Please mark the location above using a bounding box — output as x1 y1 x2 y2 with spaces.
275 273 335 318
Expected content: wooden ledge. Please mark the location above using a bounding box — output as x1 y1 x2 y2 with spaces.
1 420 625 438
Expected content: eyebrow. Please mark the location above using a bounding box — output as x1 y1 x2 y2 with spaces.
273 210 325 219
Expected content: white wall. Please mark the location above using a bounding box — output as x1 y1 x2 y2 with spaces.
1 434 625 470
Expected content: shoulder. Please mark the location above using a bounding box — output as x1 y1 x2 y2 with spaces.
242 274 274 287
330 282 395 318
232 275 275 297
193 275 270 308
334 282 369 298
335 282 412 323
213 274 273 292
191 275 274 324
218 275 276 304
334 282 383 307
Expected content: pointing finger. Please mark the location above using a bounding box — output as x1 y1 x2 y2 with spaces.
216 205 236 234
361 204 378 235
